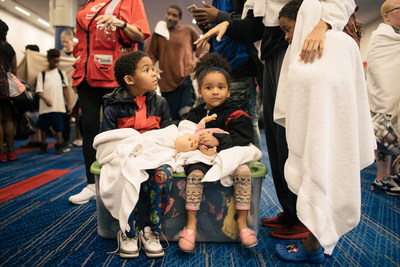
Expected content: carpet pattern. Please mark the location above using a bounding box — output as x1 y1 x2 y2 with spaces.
0 134 399 266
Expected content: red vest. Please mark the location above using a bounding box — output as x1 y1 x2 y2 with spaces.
72 0 150 88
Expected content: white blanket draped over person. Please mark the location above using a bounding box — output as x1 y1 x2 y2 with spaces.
93 126 178 234
175 120 262 186
274 0 376 255
366 23 400 115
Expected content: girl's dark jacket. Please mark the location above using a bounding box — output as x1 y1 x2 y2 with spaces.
185 101 254 175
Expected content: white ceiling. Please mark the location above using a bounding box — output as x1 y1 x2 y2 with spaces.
0 0 382 34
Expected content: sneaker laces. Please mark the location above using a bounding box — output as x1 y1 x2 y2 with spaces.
108 232 141 255
160 231 169 250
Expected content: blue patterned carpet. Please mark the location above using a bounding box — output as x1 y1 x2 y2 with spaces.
0 132 399 266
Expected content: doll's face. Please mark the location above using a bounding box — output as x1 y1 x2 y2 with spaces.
279 17 296 44
175 133 198 152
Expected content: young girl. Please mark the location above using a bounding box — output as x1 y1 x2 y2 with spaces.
274 0 375 263
178 53 258 252
99 51 172 259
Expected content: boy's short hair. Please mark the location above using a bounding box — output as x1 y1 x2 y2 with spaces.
114 51 148 89
169 4 182 18
47 48 60 60
60 28 75 40
25 44 40 52
279 0 303 20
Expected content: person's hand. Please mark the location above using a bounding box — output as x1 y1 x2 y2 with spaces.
96 15 125 30
192 1 219 25
199 132 219 147
67 106 73 115
194 21 229 48
300 20 330 63
46 99 53 107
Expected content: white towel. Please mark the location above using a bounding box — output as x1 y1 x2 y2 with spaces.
242 0 288 26
93 126 178 234
366 23 400 115
274 0 375 255
154 20 170 40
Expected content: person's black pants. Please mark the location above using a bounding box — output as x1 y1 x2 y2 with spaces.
77 81 114 184
262 48 298 219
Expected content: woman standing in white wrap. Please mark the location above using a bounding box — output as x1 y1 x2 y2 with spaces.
274 0 375 263
195 0 357 243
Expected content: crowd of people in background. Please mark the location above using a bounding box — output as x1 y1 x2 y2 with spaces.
0 0 399 264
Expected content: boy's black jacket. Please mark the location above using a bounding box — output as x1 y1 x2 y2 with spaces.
100 87 172 133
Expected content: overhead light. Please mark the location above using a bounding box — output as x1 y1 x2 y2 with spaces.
37 18 50 27
192 19 197 25
15 6 30 16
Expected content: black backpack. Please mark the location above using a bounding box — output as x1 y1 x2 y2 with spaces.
33 69 66 111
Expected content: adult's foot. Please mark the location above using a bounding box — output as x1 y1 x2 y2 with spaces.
68 184 96 204
270 220 309 239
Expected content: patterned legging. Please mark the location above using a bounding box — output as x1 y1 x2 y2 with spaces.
127 164 173 237
185 164 252 211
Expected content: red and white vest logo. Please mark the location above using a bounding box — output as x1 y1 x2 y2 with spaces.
91 3 106 12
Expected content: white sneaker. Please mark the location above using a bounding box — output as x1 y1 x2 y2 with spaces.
72 139 83 147
117 230 139 258
68 185 96 204
139 226 165 258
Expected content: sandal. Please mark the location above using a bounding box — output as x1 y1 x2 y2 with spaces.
178 227 196 252
275 240 325 264
238 228 258 248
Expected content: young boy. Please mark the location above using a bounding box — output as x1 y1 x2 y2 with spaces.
99 51 172 259
36 48 71 154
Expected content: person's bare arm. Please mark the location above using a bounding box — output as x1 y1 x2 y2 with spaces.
63 86 72 115
37 92 53 107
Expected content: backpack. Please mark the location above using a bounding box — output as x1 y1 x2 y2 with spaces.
42 69 66 87
33 69 66 111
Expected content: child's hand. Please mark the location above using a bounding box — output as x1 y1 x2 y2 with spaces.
199 132 219 147
46 99 53 107
66 106 73 115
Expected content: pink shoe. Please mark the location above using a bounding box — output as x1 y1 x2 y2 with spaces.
238 228 258 248
179 227 196 252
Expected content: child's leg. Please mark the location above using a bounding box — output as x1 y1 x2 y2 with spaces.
40 130 47 144
185 169 204 231
179 169 204 252
232 164 257 248
126 209 140 238
145 164 173 234
376 150 392 182
232 164 252 231
55 131 63 145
